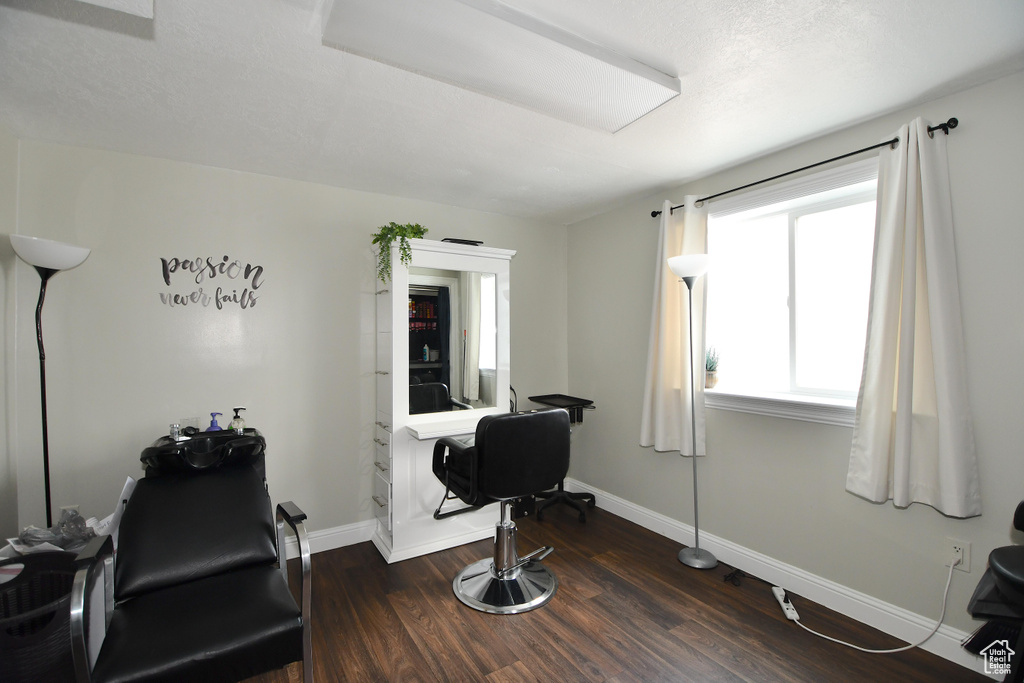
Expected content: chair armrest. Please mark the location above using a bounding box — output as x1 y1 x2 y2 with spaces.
275 502 311 683
275 502 310 571
450 398 472 410
71 535 115 683
277 500 307 524
432 435 476 485
432 439 449 481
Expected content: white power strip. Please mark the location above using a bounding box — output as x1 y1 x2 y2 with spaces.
772 586 800 621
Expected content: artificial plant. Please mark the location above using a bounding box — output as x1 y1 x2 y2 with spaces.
372 222 428 282
705 347 719 372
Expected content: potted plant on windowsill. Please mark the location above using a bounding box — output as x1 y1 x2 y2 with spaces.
372 222 428 282
705 347 719 389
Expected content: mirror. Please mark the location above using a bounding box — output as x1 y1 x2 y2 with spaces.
409 267 498 414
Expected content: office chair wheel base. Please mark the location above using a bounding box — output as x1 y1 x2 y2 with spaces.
678 546 718 570
453 558 558 614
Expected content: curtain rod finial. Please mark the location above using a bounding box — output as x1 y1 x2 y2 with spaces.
651 210 662 218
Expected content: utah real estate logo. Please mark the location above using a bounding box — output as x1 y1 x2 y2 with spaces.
980 639 1014 676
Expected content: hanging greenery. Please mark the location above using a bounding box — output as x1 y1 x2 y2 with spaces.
371 222 428 282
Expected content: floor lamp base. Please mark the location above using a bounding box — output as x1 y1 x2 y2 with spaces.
678 546 718 570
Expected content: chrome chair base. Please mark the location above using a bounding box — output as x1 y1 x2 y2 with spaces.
453 557 558 614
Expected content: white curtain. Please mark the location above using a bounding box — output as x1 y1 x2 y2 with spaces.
461 272 482 402
640 198 709 455
847 118 981 518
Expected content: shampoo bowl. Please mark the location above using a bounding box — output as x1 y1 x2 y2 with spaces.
141 429 266 475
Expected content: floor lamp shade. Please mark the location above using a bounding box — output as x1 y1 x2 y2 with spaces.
667 254 710 280
10 235 91 528
668 252 717 570
11 235 91 272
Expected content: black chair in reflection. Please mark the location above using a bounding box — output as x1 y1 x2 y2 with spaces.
432 409 570 614
410 382 471 414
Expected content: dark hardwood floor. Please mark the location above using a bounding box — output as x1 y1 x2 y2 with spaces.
250 505 987 682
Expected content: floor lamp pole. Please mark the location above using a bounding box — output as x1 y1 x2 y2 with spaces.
10 234 91 531
676 272 717 570
33 267 57 528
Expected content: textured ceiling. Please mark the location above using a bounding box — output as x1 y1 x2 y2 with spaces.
1 0 1023 225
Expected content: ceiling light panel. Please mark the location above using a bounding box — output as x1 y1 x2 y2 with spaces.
75 0 154 19
321 0 680 133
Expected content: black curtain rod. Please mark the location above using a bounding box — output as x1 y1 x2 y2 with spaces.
651 117 958 218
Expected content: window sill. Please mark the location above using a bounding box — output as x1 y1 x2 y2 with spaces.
704 390 855 427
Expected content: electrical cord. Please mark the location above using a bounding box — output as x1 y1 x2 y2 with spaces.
780 557 960 654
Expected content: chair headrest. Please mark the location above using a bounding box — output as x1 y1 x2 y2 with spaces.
474 409 571 500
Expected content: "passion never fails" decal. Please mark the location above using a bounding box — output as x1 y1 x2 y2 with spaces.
159 255 264 310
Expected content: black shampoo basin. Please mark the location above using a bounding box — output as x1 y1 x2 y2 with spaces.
141 428 265 474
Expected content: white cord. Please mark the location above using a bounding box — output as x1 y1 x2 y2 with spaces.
791 557 959 654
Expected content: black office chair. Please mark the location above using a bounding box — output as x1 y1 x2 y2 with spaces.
410 382 471 414
432 409 571 614
69 430 312 683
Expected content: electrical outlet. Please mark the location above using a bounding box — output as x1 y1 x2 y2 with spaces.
945 537 971 572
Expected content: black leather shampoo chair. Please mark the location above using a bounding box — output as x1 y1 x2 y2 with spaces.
969 501 1024 682
432 409 571 614
70 430 312 683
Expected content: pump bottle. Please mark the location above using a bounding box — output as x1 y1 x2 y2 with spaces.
230 407 247 434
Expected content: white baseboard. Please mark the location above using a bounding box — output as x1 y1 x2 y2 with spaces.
287 486 992 678
562 477 993 679
283 518 375 558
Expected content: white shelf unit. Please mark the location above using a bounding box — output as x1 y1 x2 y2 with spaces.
372 239 515 563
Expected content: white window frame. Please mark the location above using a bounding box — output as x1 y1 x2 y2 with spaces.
703 158 879 427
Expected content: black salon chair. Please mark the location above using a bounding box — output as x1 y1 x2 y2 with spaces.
432 409 571 614
410 382 471 414
69 430 312 683
971 501 1024 682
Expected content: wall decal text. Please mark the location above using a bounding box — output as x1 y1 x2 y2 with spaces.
159 255 265 310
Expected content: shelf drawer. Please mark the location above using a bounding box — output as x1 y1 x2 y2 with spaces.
376 370 392 411
376 287 392 333
372 470 391 531
373 423 392 484
376 332 392 373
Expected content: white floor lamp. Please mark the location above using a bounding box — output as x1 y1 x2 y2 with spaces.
667 253 717 570
10 234 91 528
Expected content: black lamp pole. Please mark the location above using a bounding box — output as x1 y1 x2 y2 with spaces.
32 266 58 528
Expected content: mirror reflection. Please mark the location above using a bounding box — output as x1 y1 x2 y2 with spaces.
409 267 497 414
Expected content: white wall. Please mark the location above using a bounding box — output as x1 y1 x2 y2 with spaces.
3 142 568 534
0 124 17 538
566 69 1024 633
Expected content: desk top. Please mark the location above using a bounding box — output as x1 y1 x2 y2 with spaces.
528 394 594 410
529 394 595 424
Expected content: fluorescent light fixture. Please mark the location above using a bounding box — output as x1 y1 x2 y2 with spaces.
74 0 154 19
322 0 680 132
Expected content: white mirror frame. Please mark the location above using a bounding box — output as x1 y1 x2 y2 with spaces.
390 239 515 434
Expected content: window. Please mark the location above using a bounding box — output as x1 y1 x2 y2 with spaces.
704 159 878 424
478 273 497 370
